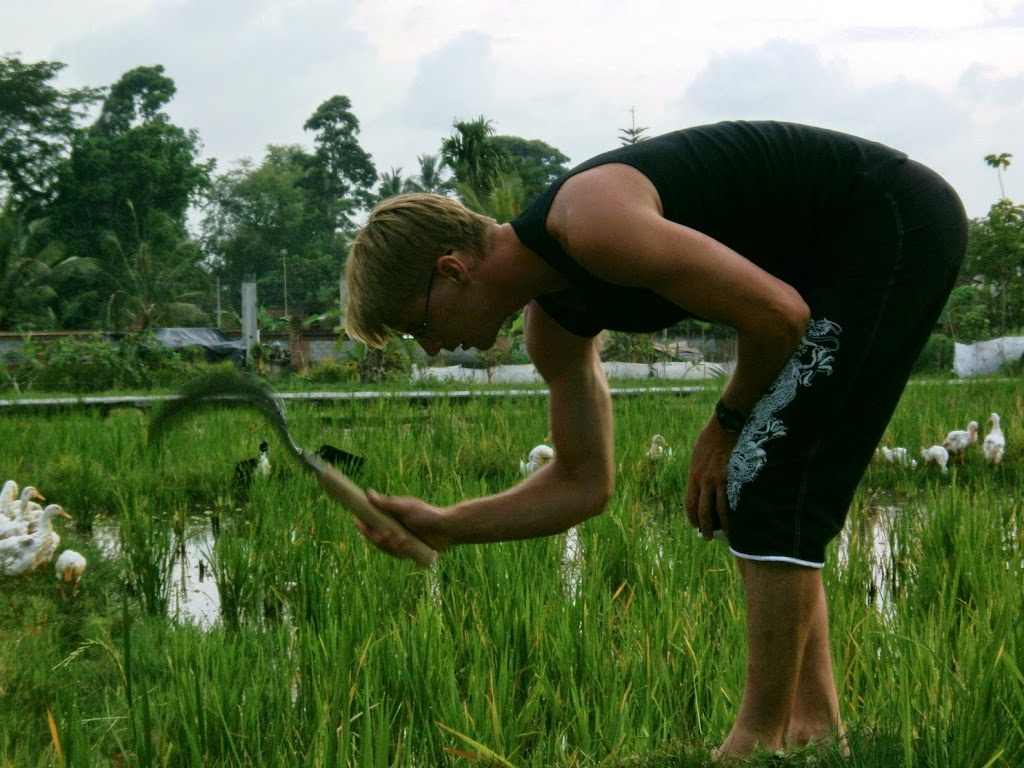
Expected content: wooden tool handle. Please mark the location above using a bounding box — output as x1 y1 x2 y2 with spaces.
314 462 438 567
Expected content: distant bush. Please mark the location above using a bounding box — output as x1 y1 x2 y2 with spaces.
294 359 360 385
342 339 414 384
913 333 955 374
2 333 202 393
997 352 1024 377
599 331 657 364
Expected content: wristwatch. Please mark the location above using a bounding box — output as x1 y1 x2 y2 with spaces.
715 399 747 433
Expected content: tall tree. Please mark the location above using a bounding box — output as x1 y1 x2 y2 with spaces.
302 95 377 232
202 145 346 318
374 167 410 202
985 152 1013 200
47 65 210 327
440 117 509 200
0 55 100 214
963 199 1024 335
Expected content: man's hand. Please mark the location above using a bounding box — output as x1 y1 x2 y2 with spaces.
355 489 451 560
685 419 740 540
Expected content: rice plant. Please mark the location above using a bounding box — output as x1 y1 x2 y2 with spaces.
0 377 1021 766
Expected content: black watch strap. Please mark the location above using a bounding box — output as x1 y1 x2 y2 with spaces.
715 399 747 433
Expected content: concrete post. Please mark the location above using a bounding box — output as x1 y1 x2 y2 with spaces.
241 277 258 366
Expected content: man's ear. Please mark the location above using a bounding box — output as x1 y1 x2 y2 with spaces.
437 250 468 284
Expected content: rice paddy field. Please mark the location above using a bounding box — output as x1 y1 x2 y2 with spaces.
1 376 1022 767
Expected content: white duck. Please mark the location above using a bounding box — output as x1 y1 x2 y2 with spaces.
0 504 71 576
647 434 674 461
55 549 88 596
982 412 1005 465
0 480 19 521
943 420 979 463
920 445 950 473
33 504 69 570
879 446 917 469
0 487 46 540
520 444 555 476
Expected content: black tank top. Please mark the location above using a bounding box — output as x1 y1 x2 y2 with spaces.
510 120 907 337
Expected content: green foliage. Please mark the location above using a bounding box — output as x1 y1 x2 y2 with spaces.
0 54 101 212
619 108 649 145
293 358 360 385
1 380 1022 766
404 153 448 194
2 333 197 393
940 285 992 342
476 315 530 372
372 166 410 202
962 199 1024 337
441 116 509 200
456 170 528 223
984 152 1013 199
490 135 570 200
102 203 210 331
343 338 413 383
0 208 99 331
203 144 351 319
46 65 211 329
911 333 955 374
303 94 378 230
600 331 658 364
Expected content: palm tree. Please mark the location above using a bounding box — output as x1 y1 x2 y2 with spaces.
103 202 209 331
984 153 1013 200
374 167 407 202
440 117 508 200
0 207 98 330
406 154 447 194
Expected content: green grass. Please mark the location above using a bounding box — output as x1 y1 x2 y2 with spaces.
0 376 1022 766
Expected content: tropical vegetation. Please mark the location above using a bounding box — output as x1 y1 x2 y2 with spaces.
1 376 1021 767
2 53 1021 349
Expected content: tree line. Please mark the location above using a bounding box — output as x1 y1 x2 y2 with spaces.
0 55 570 333
1 54 1021 346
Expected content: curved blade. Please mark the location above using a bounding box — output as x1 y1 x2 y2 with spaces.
148 370 437 567
148 370 304 462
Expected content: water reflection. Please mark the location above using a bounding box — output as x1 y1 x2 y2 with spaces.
561 527 582 601
836 502 917 619
98 498 1013 627
94 517 219 627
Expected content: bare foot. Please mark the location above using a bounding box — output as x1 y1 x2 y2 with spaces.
786 721 849 756
712 728 784 762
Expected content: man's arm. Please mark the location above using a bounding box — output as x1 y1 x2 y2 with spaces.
360 301 614 557
437 300 614 542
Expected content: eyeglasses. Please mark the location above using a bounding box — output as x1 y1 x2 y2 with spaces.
407 267 436 341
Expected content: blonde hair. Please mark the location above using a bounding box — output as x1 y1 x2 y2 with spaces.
345 193 494 347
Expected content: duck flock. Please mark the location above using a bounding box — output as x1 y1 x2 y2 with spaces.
0 479 86 593
876 411 1007 473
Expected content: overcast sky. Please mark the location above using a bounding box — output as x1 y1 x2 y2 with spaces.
2 0 1022 218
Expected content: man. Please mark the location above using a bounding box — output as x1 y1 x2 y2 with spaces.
344 120 967 758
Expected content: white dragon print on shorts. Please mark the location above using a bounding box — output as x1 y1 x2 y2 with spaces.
726 318 843 510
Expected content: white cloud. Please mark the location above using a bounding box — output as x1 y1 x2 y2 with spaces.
1 0 1021 214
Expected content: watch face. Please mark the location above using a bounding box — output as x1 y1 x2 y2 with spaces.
716 400 745 432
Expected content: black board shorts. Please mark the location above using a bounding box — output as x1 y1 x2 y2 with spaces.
723 159 967 567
